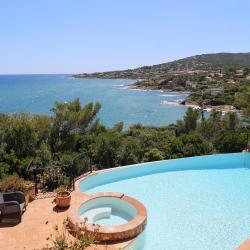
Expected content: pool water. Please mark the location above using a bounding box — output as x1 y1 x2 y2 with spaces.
80 153 250 250
95 211 129 227
79 206 129 226
78 196 137 227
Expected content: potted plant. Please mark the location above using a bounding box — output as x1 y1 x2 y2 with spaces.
54 187 71 208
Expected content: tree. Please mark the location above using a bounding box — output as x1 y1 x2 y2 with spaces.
183 108 201 133
159 135 183 159
242 104 250 122
31 114 51 144
49 99 101 152
180 133 214 157
198 119 220 140
223 112 240 131
209 110 222 123
91 132 122 168
119 138 142 165
0 113 38 158
175 120 186 136
112 122 124 133
214 130 247 153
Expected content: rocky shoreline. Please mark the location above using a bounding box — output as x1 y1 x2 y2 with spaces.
72 75 238 114
129 84 237 113
129 83 188 93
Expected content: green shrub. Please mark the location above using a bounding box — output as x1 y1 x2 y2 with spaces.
143 148 164 162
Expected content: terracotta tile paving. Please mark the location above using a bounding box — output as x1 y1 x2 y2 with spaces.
0 189 135 250
237 238 250 250
0 197 68 250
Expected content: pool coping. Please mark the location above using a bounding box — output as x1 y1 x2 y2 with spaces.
237 238 250 250
68 191 147 242
77 152 250 185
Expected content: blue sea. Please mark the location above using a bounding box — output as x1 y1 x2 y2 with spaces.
0 74 189 128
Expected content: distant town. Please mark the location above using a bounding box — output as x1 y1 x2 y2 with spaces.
74 53 250 118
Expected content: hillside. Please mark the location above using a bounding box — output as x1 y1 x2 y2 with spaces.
74 52 250 118
73 53 250 79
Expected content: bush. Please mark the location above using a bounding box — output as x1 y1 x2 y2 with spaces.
143 148 164 162
42 218 98 250
214 130 248 153
0 175 33 192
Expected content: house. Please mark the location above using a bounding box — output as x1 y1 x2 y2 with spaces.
185 81 197 89
205 87 224 96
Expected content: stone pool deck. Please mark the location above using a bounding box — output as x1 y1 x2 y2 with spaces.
0 195 67 250
237 238 250 250
0 176 137 250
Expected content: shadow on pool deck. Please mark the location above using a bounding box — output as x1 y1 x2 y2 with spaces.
53 205 70 213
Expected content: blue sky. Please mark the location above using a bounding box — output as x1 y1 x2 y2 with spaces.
0 0 250 74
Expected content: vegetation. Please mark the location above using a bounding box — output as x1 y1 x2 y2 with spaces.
47 231 95 250
131 67 250 121
0 175 33 192
73 53 250 79
0 98 249 183
41 218 99 250
74 53 250 121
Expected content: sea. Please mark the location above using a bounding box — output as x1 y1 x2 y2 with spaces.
0 74 189 128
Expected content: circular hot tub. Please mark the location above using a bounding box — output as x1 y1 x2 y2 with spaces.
79 196 136 227
76 192 147 242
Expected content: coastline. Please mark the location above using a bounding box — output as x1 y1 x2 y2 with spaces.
72 75 238 114
128 83 190 94
128 83 237 114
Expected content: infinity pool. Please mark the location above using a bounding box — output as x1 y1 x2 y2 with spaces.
79 153 250 250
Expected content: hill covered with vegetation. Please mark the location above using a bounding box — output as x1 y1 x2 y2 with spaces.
74 53 250 120
74 53 250 79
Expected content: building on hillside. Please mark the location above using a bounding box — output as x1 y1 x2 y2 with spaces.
185 81 197 90
235 69 244 77
205 87 224 96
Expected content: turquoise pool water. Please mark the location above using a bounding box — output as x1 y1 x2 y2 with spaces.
94 213 128 227
78 196 136 227
80 153 250 250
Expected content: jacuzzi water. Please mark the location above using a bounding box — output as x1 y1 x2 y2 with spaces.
79 153 250 250
94 213 128 227
79 196 136 227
